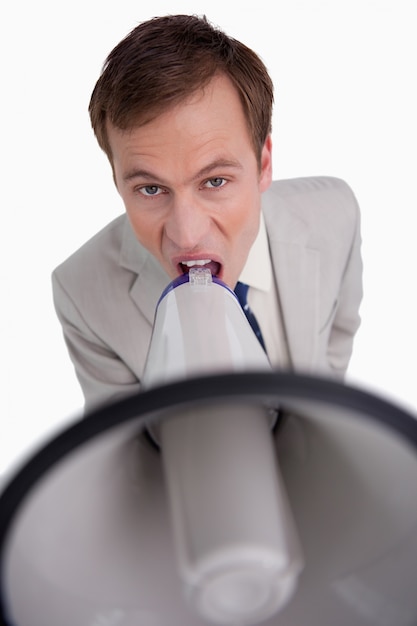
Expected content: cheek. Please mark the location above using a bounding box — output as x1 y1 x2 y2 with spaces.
229 203 260 243
126 210 161 251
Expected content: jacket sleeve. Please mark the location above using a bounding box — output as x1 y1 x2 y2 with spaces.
52 270 142 413
325 184 363 377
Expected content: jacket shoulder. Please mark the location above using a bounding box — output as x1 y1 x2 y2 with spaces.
262 176 360 240
53 214 127 277
263 176 359 218
51 213 145 323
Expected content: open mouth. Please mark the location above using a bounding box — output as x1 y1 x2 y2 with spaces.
179 259 221 277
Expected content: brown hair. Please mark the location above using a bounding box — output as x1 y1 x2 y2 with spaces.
89 14 274 166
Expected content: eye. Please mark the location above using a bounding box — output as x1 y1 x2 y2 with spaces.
137 185 163 196
204 177 227 189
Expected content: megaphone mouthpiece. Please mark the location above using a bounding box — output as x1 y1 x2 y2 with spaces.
188 266 213 286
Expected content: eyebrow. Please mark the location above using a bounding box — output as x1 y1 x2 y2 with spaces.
123 158 243 184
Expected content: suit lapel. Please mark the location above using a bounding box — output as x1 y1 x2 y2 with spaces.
263 198 319 371
119 217 171 325
269 240 319 371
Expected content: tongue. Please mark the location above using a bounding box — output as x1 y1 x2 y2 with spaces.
204 261 220 276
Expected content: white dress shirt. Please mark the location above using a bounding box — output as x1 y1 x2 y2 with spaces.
238 213 290 369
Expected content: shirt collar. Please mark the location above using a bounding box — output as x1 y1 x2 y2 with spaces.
238 212 271 292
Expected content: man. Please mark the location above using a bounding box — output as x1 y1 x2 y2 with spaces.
52 14 363 412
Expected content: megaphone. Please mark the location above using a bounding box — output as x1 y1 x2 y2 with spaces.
1 269 417 626
141 268 303 624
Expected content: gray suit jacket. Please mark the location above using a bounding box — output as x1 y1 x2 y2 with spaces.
52 176 363 411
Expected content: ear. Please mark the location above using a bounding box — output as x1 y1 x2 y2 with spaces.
259 135 273 192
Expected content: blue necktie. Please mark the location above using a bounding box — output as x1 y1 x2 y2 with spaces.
234 281 266 352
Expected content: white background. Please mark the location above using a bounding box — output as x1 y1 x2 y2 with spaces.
1 0 416 474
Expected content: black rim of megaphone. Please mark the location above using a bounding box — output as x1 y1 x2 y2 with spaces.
0 370 417 623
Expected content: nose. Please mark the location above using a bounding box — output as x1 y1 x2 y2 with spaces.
165 194 211 250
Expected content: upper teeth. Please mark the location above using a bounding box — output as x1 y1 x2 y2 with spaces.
181 259 211 267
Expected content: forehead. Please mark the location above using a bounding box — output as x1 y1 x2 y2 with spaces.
107 75 255 171
108 75 248 143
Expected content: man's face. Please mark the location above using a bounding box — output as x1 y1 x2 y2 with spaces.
108 74 272 288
